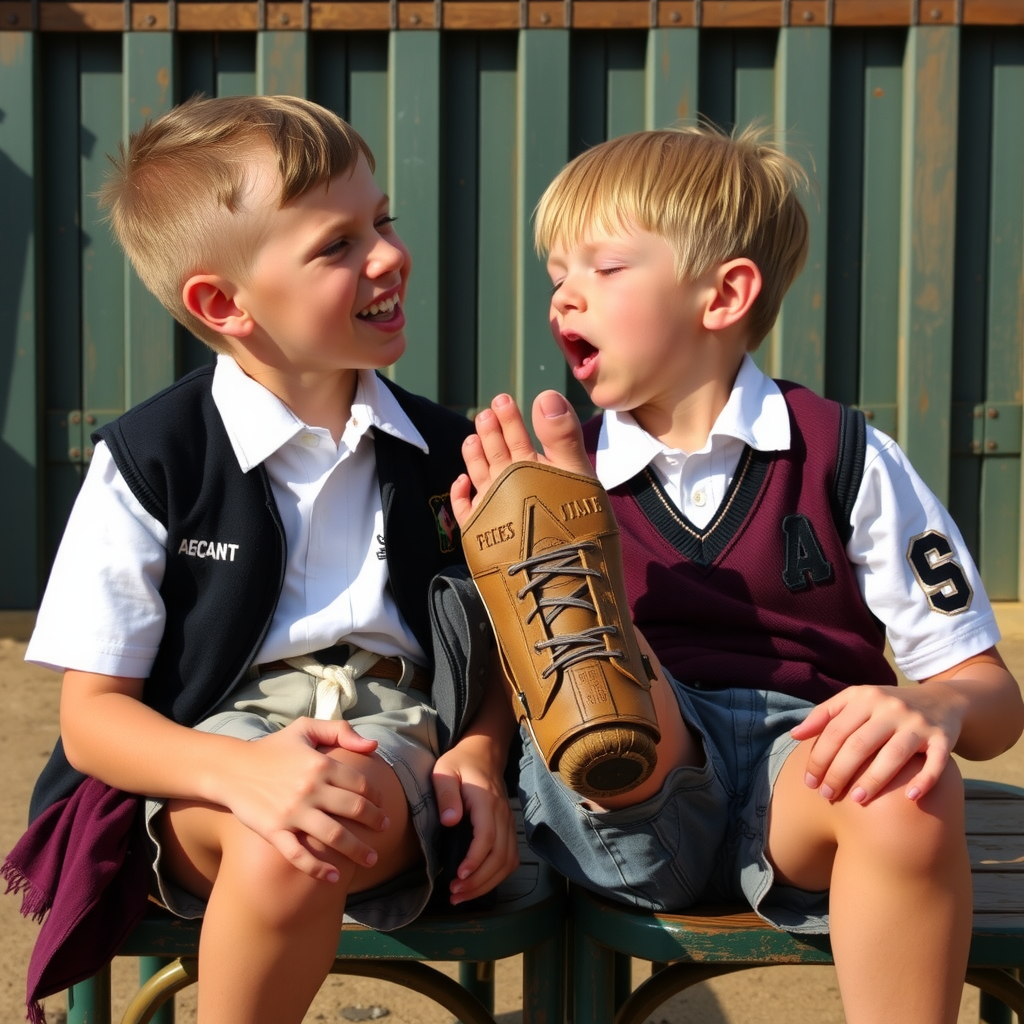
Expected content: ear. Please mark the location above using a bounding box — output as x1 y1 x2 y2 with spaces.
181 274 254 339
702 258 762 333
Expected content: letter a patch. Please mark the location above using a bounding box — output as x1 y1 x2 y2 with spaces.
781 513 832 592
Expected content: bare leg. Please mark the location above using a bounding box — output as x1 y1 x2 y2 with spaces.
768 745 971 1024
159 747 422 1024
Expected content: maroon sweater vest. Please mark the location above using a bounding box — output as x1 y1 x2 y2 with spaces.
584 381 896 704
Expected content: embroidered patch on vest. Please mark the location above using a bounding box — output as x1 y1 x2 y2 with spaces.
430 493 458 553
781 514 833 591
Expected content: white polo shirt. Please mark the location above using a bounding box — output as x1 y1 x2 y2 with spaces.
27 355 430 678
593 354 1000 682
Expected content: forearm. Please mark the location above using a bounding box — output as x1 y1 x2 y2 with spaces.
60 670 247 802
923 650 1024 761
453 657 518 761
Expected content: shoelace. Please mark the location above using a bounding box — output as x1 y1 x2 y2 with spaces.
509 540 623 678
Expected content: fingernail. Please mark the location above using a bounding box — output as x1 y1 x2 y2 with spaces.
804 773 818 789
380 816 390 830
365 850 378 867
907 786 921 801
326 870 339 883
851 787 866 804
820 784 835 801
440 808 458 825
493 393 513 407
538 391 570 418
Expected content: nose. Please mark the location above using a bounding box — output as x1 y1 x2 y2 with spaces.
367 232 409 278
551 276 584 314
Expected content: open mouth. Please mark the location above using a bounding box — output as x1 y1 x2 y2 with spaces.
560 332 599 379
357 294 401 322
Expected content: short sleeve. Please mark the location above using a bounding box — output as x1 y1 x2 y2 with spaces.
25 442 168 678
847 428 1000 680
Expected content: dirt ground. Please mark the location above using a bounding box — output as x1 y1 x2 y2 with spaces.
3 604 1024 1024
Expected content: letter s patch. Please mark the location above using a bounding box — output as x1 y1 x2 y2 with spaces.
907 531 973 615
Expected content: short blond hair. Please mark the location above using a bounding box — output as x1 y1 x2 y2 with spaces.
534 125 810 349
98 94 375 349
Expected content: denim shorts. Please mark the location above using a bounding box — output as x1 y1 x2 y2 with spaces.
518 674 830 934
144 663 441 932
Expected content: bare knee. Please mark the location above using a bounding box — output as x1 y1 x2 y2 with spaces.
837 756 966 873
769 750 967 890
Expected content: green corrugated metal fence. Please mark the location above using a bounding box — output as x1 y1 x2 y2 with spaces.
1 14 1022 606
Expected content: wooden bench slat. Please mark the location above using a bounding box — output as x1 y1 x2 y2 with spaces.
967 833 1024 868
967 799 1024 834
970 873 1024 913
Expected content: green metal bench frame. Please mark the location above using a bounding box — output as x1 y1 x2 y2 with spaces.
570 778 1024 1024
63 779 1024 1023
65 803 565 1024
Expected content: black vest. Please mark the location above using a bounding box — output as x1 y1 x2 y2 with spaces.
29 366 472 820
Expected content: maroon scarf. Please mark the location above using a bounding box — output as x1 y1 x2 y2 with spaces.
2 778 150 1023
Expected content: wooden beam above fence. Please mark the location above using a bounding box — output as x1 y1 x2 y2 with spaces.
0 0 1021 30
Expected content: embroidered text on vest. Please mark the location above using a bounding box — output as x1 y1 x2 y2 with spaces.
178 539 241 561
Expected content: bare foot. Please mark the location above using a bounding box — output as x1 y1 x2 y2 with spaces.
451 391 594 526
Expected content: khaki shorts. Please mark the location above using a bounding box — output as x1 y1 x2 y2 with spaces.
144 659 442 932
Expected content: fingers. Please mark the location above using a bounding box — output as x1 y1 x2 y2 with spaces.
257 725 390 870
320 759 389 824
297 717 380 755
270 814 380 881
448 796 519 905
531 390 594 477
488 393 542 462
451 472 475 528
901 737 953 802
431 765 465 828
795 688 951 805
460 431 501 502
455 391 592 525
477 390 593 478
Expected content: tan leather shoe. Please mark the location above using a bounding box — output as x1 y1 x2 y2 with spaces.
461 461 660 797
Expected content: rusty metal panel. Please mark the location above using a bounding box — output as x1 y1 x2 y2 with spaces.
474 32 518 414
516 29 570 405
257 28 309 96
773 26 830 392
387 30 442 399
978 31 1024 599
857 31 903 440
645 27 699 129
897 26 959 505
3 18 1023 606
124 32 177 406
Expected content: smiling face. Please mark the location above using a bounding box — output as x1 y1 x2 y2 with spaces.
231 150 411 378
546 225 712 420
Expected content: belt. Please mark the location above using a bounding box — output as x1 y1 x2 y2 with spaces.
255 646 431 695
